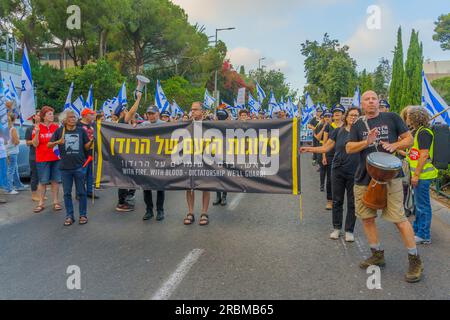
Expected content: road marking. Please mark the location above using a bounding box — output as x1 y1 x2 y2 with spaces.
228 193 244 211
354 236 368 259
150 249 204 300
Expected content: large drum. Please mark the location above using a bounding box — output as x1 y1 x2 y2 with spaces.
362 152 402 210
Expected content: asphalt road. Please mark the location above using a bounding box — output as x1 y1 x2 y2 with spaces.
0 154 449 300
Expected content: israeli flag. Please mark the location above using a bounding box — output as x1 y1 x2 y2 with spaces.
422 71 450 125
302 93 316 126
221 100 232 110
71 95 84 118
155 80 170 113
102 99 115 119
268 91 279 118
352 86 361 108
0 83 10 140
117 82 127 108
63 82 81 118
53 145 61 159
286 97 295 118
20 46 36 121
248 92 260 115
256 81 266 103
171 100 184 118
203 89 216 110
85 85 94 109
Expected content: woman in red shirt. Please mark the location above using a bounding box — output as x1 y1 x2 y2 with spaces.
32 106 62 213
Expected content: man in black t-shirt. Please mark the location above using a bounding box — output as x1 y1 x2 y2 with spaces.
346 90 423 283
308 107 323 165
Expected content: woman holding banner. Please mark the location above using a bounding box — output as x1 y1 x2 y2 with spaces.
301 107 361 242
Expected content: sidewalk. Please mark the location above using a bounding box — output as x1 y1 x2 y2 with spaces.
432 197 450 227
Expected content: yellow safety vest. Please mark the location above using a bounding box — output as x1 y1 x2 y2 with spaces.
407 127 438 180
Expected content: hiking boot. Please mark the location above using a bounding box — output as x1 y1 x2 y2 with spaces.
405 254 424 283
156 210 165 221
359 249 385 269
143 211 154 221
326 200 332 210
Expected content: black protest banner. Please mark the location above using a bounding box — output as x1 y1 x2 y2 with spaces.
95 119 300 195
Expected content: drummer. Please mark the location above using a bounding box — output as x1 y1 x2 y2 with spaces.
346 90 423 283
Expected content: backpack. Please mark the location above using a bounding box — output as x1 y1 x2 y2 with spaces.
430 123 450 170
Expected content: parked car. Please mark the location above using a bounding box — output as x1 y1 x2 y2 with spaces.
14 121 32 178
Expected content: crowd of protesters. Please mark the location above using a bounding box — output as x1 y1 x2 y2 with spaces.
0 89 443 283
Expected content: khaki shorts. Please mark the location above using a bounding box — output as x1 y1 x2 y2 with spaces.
354 178 407 224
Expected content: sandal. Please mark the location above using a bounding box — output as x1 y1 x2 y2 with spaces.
33 205 45 213
53 203 63 211
64 218 74 226
184 213 195 225
199 214 209 226
79 217 88 225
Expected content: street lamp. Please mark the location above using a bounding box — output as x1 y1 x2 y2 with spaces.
214 27 235 106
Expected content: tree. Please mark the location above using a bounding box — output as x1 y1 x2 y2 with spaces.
433 13 450 51
373 58 391 99
389 27 404 113
300 33 357 106
160 76 204 112
359 69 374 93
400 29 423 108
431 76 450 104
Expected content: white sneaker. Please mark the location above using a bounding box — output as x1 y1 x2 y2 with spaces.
414 235 423 244
345 232 355 242
329 229 341 240
6 190 19 195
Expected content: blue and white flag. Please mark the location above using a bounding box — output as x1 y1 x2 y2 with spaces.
255 81 266 103
171 100 184 118
422 71 450 125
64 82 81 117
53 145 61 159
248 92 260 115
20 46 36 121
0 82 10 140
155 80 170 113
302 93 316 126
221 100 232 110
117 82 127 108
203 89 216 110
286 97 295 118
102 99 116 119
71 95 84 118
352 86 361 108
236 87 246 110
268 91 279 118
85 85 94 109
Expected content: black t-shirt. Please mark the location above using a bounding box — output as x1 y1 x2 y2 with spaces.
329 127 359 174
25 126 36 161
309 118 319 146
51 127 89 170
324 123 339 161
348 112 409 186
416 129 433 150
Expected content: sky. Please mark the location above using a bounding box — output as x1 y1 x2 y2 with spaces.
171 0 449 96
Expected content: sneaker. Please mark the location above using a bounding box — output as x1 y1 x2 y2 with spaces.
329 229 341 240
6 190 19 195
143 211 154 221
16 185 30 191
405 254 424 283
345 232 355 242
415 236 431 245
116 203 134 212
326 200 332 210
320 187 324 192
359 249 385 269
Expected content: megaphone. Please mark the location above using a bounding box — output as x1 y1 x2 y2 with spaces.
135 75 150 99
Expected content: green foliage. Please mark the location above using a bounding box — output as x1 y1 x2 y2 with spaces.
433 13 450 51
400 29 423 109
431 76 450 104
300 33 357 107
160 76 204 111
389 27 405 113
358 69 374 93
373 58 391 99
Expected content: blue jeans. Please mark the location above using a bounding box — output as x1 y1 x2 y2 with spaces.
61 167 87 220
6 153 25 192
413 179 433 240
0 157 7 190
83 162 93 195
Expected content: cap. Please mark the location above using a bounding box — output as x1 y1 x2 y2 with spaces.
160 111 171 117
380 100 390 109
324 110 332 117
81 108 96 117
217 109 228 120
332 104 345 114
146 105 159 113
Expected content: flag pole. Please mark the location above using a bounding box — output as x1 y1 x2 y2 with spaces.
429 107 450 122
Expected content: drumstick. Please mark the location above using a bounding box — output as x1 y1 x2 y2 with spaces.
430 107 450 122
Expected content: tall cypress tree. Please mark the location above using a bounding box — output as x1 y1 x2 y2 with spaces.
401 29 423 108
389 27 404 113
